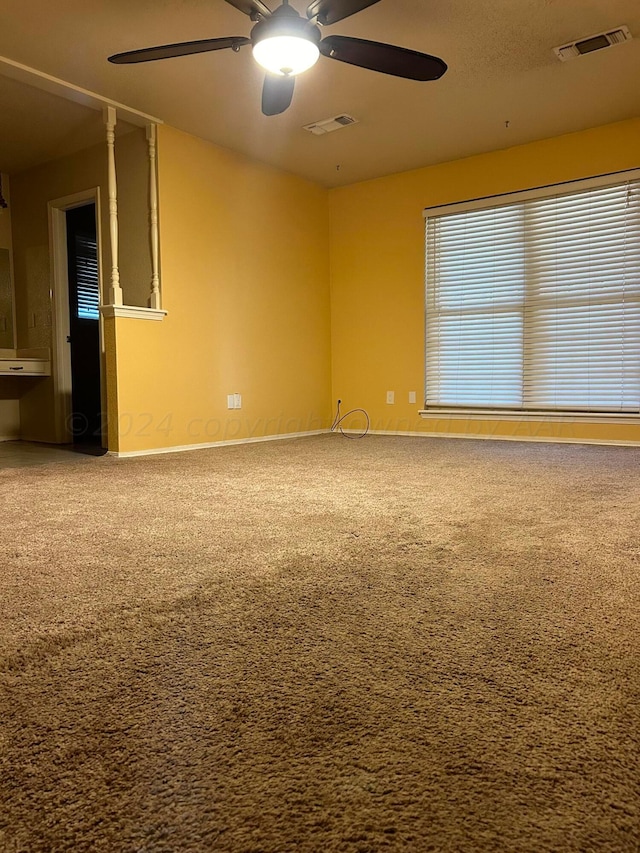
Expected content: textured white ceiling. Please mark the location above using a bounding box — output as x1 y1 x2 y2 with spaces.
1 0 639 185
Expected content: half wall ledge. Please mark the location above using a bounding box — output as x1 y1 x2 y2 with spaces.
101 305 167 321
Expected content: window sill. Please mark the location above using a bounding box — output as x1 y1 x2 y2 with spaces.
419 409 640 425
101 305 167 321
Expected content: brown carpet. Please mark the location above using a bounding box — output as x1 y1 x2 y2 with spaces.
0 434 638 852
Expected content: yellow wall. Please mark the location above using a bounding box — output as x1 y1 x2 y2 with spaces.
109 125 331 454
329 117 640 444
7 115 640 452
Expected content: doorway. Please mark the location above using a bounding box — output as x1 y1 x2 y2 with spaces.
65 203 102 445
49 188 105 448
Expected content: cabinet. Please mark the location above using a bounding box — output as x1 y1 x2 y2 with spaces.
0 349 51 377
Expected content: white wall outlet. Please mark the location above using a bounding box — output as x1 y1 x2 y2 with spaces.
409 391 417 404
28 312 36 329
227 394 235 409
234 393 242 409
386 391 395 404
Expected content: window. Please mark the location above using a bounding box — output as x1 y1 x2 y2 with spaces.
424 171 640 414
74 232 100 321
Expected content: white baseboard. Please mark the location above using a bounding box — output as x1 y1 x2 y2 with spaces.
339 429 640 448
108 429 330 458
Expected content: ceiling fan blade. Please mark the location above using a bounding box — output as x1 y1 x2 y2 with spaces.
320 35 447 80
307 0 380 26
262 74 295 116
109 36 251 64
223 0 272 19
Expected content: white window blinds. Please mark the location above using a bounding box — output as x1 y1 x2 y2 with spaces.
74 233 100 321
425 174 640 413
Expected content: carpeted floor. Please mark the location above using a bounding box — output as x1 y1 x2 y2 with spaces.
0 434 638 852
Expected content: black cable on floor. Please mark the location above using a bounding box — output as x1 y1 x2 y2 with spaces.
330 399 370 440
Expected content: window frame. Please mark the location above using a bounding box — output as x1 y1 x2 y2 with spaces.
421 167 640 421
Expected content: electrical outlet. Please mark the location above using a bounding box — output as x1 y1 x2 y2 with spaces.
227 394 235 409
409 391 417 404
234 393 242 409
386 391 395 404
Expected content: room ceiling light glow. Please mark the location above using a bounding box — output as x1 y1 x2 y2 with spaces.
253 35 319 76
251 5 321 76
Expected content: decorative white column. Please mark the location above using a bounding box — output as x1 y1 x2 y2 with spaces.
146 123 161 310
103 106 123 306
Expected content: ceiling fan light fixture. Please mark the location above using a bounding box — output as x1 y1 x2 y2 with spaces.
253 35 319 75
251 6 321 76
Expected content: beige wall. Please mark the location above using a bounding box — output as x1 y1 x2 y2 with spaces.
0 247 14 350
9 129 151 442
107 125 332 454
0 175 20 437
0 173 12 250
116 129 153 309
329 117 640 445
0 172 14 350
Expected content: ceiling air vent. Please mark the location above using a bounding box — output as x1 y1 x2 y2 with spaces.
554 25 632 61
303 114 358 136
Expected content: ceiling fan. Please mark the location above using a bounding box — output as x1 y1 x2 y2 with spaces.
108 0 447 116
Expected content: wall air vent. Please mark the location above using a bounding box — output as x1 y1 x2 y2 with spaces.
303 114 358 136
554 25 632 61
